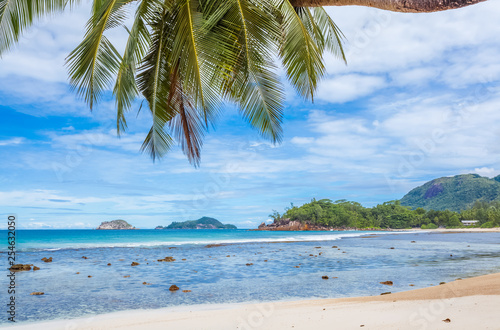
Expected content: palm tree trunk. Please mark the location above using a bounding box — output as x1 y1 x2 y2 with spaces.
290 0 486 13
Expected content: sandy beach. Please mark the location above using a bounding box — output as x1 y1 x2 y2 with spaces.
11 272 500 330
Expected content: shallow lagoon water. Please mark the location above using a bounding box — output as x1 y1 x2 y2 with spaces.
1 229 500 325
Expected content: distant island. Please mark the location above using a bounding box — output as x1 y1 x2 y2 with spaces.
401 173 500 212
156 217 237 229
96 220 136 230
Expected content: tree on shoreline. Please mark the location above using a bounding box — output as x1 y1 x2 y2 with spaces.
0 0 486 163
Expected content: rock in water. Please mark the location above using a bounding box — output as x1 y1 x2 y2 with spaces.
30 292 44 295
9 264 32 272
131 262 140 266
169 285 180 291
380 281 393 286
157 257 175 262
96 220 136 230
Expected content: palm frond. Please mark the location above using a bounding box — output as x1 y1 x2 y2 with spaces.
312 7 346 63
168 0 221 126
216 0 284 143
114 0 158 134
167 64 205 166
136 2 174 161
0 0 70 55
66 0 131 110
278 0 324 101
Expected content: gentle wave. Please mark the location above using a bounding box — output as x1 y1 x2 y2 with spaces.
15 231 419 252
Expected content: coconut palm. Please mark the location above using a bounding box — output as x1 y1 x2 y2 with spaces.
1 0 345 164
0 0 482 164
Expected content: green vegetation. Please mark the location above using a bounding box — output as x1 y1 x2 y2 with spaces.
401 174 500 212
160 217 237 229
271 198 500 229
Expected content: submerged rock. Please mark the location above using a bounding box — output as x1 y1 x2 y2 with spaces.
157 257 175 262
9 264 32 272
380 281 393 286
33 266 40 271
30 292 44 295
41 257 53 263
131 262 140 266
182 290 191 293
322 276 329 280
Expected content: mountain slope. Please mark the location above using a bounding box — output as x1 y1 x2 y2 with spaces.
400 174 500 211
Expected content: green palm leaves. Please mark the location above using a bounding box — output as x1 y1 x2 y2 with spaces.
0 0 345 165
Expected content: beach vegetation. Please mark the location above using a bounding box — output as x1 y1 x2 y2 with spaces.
274 198 500 229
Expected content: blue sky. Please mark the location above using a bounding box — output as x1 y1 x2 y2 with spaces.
1 2 500 229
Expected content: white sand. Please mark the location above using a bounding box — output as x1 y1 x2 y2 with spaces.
11 272 500 330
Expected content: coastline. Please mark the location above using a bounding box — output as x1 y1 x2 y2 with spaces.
10 272 500 330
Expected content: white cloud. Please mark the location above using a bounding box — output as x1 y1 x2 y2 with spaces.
0 137 24 146
316 74 386 103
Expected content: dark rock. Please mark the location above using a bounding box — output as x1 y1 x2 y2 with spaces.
131 262 140 266
246 263 253 266
390 247 395 249
157 257 175 262
322 276 329 280
380 292 391 295
380 281 393 286
142 282 151 285
33 266 40 271
439 282 446 285
30 292 44 295
9 264 32 272
88 275 92 278
41 257 52 262
169 285 180 291
82 256 88 259
332 246 338 248
107 263 111 266
443 318 451 323
411 241 416 243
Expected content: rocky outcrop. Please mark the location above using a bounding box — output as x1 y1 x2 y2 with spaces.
96 220 136 230
9 264 32 272
169 285 180 291
257 218 387 231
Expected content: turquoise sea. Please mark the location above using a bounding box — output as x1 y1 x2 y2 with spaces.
1 229 500 325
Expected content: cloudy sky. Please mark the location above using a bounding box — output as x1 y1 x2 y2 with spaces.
1 1 499 229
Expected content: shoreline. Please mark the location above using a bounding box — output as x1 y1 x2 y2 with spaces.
10 272 500 329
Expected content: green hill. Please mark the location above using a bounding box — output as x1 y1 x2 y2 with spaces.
400 174 500 211
157 217 237 229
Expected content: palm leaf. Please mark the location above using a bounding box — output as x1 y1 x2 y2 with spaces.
136 2 174 161
66 0 131 110
278 0 324 101
114 0 157 134
0 0 71 55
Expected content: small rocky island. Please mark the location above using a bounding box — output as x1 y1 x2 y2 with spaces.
96 220 136 230
156 217 237 229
